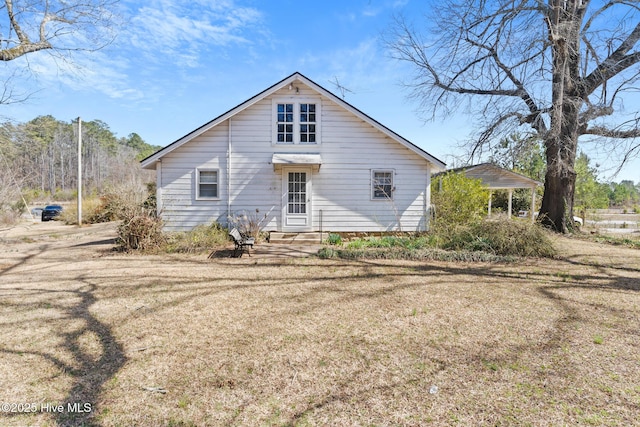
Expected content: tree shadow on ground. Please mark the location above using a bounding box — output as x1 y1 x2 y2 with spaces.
2 232 639 425
1 257 126 426
53 278 127 427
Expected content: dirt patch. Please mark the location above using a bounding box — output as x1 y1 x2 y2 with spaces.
1 222 639 426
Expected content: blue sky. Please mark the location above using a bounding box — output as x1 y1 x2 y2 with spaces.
3 0 639 182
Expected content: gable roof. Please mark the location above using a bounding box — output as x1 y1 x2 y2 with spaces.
435 163 542 189
141 72 446 170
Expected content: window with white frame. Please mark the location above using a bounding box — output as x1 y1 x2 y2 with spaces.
276 103 294 143
299 103 316 143
197 169 219 199
372 170 394 200
274 100 319 144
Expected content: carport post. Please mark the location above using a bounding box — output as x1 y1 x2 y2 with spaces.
530 187 536 222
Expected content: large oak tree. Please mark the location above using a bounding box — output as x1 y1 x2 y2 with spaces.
387 0 640 232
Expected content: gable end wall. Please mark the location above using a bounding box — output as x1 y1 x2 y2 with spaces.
157 85 432 232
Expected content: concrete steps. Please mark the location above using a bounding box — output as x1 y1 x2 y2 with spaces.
269 232 327 245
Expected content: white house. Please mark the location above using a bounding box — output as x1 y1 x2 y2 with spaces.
141 72 446 233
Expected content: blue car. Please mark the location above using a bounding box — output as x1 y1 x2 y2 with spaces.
41 205 63 221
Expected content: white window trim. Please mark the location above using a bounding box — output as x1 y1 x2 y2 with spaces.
272 98 321 145
371 169 395 200
196 168 220 200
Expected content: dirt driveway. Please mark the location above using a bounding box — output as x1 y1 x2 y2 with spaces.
1 221 639 426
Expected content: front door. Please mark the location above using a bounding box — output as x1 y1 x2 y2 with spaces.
282 168 312 231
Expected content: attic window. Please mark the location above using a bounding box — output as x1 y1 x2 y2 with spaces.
299 103 316 143
276 103 294 143
273 99 320 144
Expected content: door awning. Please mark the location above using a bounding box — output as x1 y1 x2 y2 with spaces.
272 153 322 170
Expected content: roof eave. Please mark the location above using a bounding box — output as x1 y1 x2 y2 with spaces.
292 73 447 170
140 73 303 169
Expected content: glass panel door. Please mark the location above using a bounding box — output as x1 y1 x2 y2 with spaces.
288 172 307 214
283 168 312 230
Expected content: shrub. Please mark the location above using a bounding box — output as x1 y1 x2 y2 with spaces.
90 183 151 224
88 193 129 223
52 188 76 201
165 223 229 253
116 208 165 252
59 182 153 225
228 209 268 240
317 246 514 263
318 219 554 260
317 247 336 259
327 233 342 245
60 198 103 224
431 172 490 230
442 219 556 257
346 235 433 250
0 209 20 225
114 183 164 252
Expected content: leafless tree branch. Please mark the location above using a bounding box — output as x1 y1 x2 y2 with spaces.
386 0 640 232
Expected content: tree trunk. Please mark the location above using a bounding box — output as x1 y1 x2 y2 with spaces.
540 150 576 232
539 0 585 233
540 99 580 232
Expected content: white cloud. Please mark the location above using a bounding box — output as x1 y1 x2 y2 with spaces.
314 39 392 89
16 45 145 104
126 0 264 68
362 0 410 18
6 1 267 104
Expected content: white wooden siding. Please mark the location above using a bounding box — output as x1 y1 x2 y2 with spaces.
157 83 432 232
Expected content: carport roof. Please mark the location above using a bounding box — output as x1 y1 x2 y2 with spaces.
435 163 542 189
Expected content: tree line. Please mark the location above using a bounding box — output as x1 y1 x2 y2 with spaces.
0 115 160 216
574 153 640 213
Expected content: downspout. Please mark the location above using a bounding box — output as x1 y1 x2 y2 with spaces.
227 118 232 225
530 185 536 223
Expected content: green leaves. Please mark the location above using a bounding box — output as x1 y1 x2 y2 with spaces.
431 172 490 228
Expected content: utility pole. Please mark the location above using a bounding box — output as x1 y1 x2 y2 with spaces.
77 117 82 226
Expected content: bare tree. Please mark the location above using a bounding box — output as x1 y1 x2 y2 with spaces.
0 116 157 213
387 0 640 232
0 0 119 103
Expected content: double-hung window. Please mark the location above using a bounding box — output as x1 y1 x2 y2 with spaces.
197 169 219 199
372 170 394 200
274 100 320 144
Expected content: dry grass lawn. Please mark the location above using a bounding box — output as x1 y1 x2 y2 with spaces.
0 222 639 426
